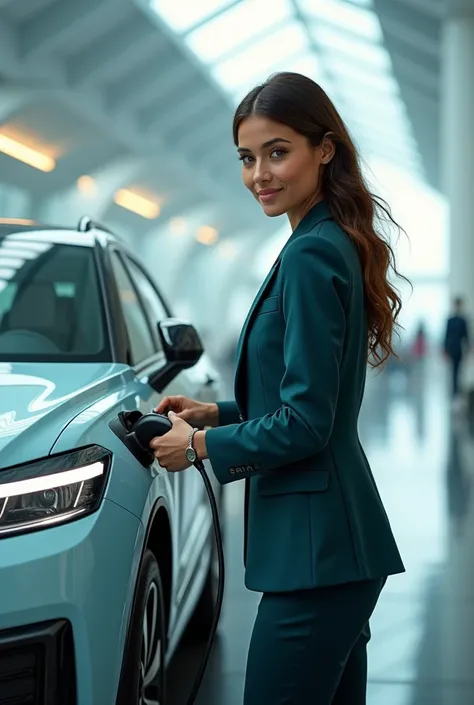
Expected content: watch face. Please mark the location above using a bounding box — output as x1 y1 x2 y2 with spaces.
185 447 197 463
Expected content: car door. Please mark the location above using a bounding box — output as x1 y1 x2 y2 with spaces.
115 251 219 600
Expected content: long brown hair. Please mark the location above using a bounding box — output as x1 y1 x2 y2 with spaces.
232 72 409 367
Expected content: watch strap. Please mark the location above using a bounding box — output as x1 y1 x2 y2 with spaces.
187 427 198 458
188 427 198 447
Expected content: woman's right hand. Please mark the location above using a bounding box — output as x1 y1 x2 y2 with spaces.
154 395 219 428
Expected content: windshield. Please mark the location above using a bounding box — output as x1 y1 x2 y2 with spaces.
0 231 111 362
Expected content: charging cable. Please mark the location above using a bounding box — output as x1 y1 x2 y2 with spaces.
111 411 225 705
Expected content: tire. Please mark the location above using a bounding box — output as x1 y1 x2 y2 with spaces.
117 549 167 705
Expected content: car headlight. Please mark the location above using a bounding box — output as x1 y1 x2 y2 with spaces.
0 446 110 536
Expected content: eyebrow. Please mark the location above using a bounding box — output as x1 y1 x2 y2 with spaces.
237 137 292 154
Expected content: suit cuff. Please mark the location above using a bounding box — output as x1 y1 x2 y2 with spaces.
205 425 259 485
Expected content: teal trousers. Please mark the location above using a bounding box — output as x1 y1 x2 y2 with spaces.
243 578 384 705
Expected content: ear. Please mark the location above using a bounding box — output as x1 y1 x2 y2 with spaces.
320 132 336 165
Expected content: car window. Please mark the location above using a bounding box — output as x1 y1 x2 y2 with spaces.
109 251 156 365
0 236 109 362
124 258 169 351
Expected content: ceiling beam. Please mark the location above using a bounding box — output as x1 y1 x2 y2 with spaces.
0 15 18 70
381 17 439 58
18 0 125 59
105 56 191 115
390 52 439 97
0 86 38 121
167 115 230 154
375 0 444 20
66 9 159 88
143 89 224 135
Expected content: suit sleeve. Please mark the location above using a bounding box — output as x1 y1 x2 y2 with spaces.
205 234 351 485
216 401 241 426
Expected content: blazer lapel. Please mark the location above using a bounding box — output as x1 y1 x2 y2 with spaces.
234 257 281 403
233 200 333 410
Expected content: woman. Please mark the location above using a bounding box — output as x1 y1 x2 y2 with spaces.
151 72 406 705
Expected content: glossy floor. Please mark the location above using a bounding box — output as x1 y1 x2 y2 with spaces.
167 357 474 704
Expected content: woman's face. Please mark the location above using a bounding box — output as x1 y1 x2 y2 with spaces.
237 115 331 227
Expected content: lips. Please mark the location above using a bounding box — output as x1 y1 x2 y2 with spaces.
257 188 282 196
257 188 283 203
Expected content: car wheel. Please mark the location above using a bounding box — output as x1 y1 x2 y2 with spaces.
117 549 166 705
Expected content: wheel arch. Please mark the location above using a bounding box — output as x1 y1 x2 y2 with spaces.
116 496 174 703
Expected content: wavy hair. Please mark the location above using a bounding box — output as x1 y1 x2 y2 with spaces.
233 72 409 367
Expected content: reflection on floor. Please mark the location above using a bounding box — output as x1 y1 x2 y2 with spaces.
167 356 474 704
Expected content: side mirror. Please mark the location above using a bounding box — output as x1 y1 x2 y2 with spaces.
149 319 204 392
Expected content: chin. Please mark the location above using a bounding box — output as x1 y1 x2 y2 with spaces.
260 203 287 218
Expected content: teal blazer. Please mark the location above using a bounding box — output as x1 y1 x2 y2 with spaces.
206 201 405 593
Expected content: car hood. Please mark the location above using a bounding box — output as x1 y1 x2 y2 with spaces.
0 362 132 469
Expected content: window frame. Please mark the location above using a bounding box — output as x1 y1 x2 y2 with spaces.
121 253 171 330
107 245 168 372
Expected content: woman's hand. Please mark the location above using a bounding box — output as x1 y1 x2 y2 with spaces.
150 411 193 473
155 395 218 428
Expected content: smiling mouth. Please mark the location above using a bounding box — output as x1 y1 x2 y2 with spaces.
257 189 282 202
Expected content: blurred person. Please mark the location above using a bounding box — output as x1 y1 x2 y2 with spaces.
150 72 406 705
444 296 470 401
409 321 428 388
412 321 428 361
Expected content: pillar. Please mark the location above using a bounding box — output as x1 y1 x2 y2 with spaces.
441 0 474 310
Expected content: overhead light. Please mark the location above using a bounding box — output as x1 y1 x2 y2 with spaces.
0 218 36 226
196 225 218 246
0 133 55 172
217 240 238 259
169 217 188 235
114 189 161 219
77 175 97 197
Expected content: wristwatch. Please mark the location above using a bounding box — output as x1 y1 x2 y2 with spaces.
185 427 198 463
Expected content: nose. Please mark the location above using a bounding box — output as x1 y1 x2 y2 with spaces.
253 159 271 186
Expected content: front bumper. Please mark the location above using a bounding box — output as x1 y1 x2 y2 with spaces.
0 619 75 704
0 498 144 705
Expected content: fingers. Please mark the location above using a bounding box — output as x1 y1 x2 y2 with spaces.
155 397 170 414
155 395 182 414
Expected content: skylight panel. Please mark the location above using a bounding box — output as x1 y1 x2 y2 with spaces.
149 0 235 33
185 0 293 64
313 24 390 70
282 52 327 86
299 0 382 42
213 21 309 92
329 57 400 96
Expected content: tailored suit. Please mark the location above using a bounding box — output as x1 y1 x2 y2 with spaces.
205 200 405 704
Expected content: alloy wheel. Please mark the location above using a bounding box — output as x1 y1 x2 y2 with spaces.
139 581 162 705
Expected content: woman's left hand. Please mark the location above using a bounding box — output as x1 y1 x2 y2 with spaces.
150 411 193 472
